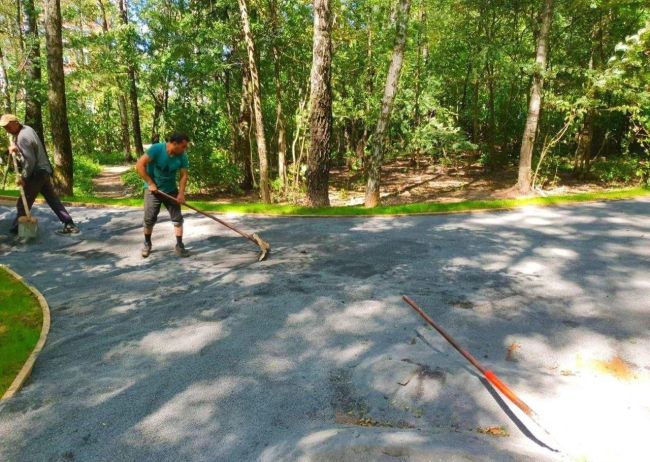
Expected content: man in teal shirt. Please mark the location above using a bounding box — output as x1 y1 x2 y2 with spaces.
135 133 190 257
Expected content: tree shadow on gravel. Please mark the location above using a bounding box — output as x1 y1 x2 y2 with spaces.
0 200 648 461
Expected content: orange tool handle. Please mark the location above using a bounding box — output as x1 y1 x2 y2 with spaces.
484 370 532 416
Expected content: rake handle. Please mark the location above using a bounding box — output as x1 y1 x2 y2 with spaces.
402 295 535 418
402 295 486 374
484 370 533 416
1 155 10 189
11 151 32 219
153 189 254 242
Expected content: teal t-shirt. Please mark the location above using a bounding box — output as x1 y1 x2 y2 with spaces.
144 143 189 193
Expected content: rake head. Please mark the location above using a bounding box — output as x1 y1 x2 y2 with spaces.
250 233 270 261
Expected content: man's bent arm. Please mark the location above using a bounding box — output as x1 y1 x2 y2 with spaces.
135 154 157 191
177 168 188 202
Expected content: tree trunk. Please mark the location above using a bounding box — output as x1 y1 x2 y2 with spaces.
574 27 601 178
98 0 132 160
224 69 235 157
127 69 143 155
364 0 410 207
118 0 144 156
573 110 594 177
306 0 333 207
118 95 132 161
269 0 287 190
238 0 271 203
16 0 24 54
487 63 496 161
574 45 596 178
414 1 424 128
516 0 553 194
149 87 167 143
151 97 163 143
354 2 375 171
472 78 480 143
44 0 73 194
411 0 425 169
0 45 12 113
460 62 471 115
22 0 45 141
275 70 288 189
236 55 254 191
97 0 109 30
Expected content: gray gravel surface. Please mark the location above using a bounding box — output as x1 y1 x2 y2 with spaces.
1 199 649 462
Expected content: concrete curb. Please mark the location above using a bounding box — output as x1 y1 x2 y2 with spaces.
0 265 51 401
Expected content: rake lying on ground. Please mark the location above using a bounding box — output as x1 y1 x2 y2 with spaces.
402 295 560 452
154 190 270 261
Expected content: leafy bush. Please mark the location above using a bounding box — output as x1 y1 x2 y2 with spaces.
401 95 477 164
411 118 477 160
591 157 650 184
121 168 143 196
73 156 102 195
186 146 243 194
88 151 131 166
640 160 650 187
531 156 574 188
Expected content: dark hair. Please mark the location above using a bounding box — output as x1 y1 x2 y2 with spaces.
168 132 190 143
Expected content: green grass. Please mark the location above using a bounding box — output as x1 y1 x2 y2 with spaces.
1 186 649 216
0 267 42 396
73 156 103 196
87 151 131 166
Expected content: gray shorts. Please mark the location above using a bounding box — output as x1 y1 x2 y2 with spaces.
144 189 184 228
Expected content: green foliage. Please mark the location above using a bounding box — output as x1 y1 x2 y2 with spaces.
533 156 574 188
1 0 649 203
121 168 143 196
591 157 650 184
187 147 243 194
120 148 244 197
89 152 130 166
391 84 474 158
410 113 477 161
73 156 102 196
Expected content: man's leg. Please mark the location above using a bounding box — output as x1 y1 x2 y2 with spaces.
173 224 189 257
142 189 162 257
10 174 45 234
162 194 189 257
39 173 78 233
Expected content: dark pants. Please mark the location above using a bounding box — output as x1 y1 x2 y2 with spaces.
143 189 183 228
11 171 73 232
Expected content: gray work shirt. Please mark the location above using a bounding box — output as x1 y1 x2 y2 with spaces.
15 125 53 178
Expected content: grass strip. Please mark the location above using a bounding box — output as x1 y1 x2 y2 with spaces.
1 186 648 216
0 267 42 396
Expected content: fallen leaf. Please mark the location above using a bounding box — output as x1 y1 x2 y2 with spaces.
505 342 521 362
477 426 509 437
591 356 636 380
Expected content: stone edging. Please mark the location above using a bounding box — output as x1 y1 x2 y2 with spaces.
0 265 51 401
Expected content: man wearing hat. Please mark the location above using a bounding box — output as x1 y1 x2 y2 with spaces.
1 114 79 235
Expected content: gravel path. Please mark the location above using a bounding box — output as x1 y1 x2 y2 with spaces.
1 199 649 461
